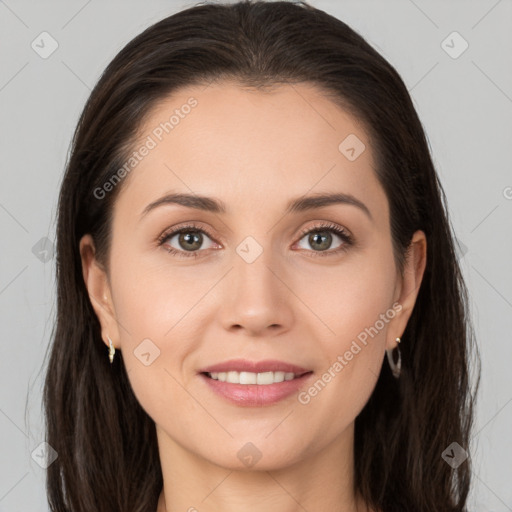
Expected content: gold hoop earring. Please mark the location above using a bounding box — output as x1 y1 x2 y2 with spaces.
386 337 401 379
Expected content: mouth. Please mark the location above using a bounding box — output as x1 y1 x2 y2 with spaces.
201 370 313 385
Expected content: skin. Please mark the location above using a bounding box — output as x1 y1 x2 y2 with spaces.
80 81 426 512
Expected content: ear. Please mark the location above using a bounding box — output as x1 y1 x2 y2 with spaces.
386 230 427 351
79 234 120 351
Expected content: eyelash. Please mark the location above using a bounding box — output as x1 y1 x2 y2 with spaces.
156 221 354 259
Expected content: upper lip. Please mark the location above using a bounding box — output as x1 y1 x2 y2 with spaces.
198 359 312 375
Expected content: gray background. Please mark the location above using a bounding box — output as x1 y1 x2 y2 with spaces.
1 0 511 510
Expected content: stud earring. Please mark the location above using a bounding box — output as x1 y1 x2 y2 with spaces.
107 336 115 364
386 337 401 379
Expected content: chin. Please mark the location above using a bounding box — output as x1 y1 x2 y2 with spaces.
200 443 306 472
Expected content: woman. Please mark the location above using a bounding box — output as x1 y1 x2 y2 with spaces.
42 1 481 511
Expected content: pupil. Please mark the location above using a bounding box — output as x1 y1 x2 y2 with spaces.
310 231 330 250
180 231 201 251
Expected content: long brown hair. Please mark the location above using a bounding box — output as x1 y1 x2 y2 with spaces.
42 1 481 510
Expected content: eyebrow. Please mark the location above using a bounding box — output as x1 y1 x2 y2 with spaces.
140 191 372 221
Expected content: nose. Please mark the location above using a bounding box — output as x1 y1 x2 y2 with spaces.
219 243 294 336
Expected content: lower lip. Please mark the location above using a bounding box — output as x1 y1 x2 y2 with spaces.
199 372 314 407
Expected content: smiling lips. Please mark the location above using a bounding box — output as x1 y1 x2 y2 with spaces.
198 358 314 406
198 358 312 383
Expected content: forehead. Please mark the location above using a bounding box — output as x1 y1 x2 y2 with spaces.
114 80 387 223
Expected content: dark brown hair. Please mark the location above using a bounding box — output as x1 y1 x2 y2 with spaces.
42 1 481 511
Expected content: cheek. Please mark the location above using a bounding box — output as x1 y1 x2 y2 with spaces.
296 243 396 405
111 270 200 429
110 240 200 336
295 243 397 344
107 248 198 409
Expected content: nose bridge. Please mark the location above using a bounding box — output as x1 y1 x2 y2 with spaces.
221 231 292 333
233 233 280 303
234 236 276 292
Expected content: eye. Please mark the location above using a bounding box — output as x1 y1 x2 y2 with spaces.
157 223 218 259
294 222 353 257
157 221 354 259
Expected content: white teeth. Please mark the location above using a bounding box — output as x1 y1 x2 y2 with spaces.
207 371 297 384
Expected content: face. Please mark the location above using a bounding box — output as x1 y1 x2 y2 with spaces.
81 81 426 471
